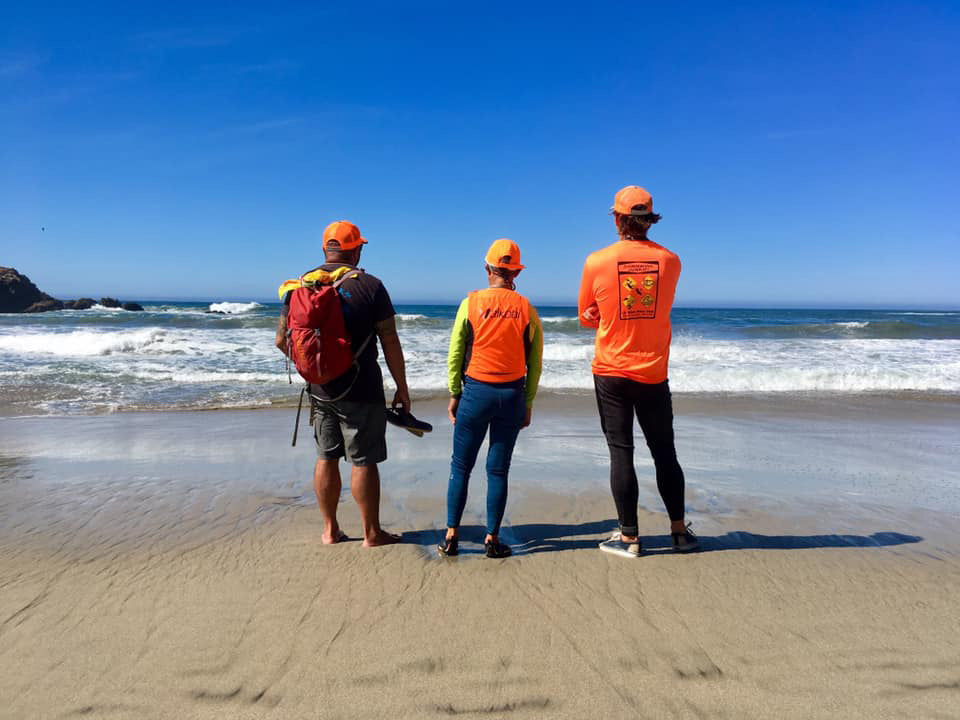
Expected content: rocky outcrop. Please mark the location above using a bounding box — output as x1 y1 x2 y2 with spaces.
1 267 145 313
0 267 61 313
63 298 95 310
24 299 65 313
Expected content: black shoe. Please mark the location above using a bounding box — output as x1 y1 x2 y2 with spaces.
385 408 433 437
672 523 699 553
485 539 512 559
438 536 459 556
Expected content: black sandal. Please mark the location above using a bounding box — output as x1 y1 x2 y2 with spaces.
485 539 512 559
438 536 459 556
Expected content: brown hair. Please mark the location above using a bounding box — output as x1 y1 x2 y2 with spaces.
487 265 519 280
615 212 661 241
485 264 519 290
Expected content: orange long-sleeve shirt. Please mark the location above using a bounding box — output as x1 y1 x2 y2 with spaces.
577 239 681 384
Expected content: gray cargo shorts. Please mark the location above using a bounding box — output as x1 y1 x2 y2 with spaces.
312 399 387 466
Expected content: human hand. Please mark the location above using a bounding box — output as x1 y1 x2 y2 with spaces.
581 303 600 327
448 396 460 425
392 387 411 415
521 407 532 429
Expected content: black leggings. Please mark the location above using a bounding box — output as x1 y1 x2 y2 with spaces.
593 375 685 535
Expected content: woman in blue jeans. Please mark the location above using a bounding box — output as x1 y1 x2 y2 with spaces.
439 239 544 558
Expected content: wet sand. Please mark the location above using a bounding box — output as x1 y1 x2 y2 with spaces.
1 397 959 719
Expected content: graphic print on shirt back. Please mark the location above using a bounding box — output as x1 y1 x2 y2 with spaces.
617 261 660 320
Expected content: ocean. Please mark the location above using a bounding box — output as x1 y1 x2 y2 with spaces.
1 302 958 416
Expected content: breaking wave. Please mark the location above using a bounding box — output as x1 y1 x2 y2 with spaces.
207 301 262 314
3 304 959 414
742 320 960 339
0 329 168 356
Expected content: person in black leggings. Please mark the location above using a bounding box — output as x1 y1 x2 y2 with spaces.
578 185 698 556
593 376 685 537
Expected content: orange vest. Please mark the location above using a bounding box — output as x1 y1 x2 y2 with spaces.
466 288 531 383
577 239 681 384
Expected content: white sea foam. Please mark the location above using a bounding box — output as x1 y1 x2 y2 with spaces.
396 313 428 321
4 317 959 414
670 364 960 393
0 327 278 359
0 329 167 356
126 368 288 384
540 316 578 323
835 321 869 328
208 301 262 314
142 305 207 315
90 304 126 312
541 343 594 361
667 338 960 393
396 334 960 393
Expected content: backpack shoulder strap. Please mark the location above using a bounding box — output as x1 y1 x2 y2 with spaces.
332 267 365 290
332 268 373 358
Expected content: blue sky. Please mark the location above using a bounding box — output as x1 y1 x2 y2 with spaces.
1 1 958 307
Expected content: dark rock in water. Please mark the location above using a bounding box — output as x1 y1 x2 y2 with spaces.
64 296 137 311
0 269 140 314
205 310 226 315
0 267 62 313
24 298 65 313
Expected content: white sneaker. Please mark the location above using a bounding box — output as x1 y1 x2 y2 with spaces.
599 531 641 558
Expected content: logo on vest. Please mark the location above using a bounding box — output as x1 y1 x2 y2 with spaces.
482 307 521 320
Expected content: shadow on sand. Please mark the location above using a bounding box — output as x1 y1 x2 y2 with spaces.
404 520 923 556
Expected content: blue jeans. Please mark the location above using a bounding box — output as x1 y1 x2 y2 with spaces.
447 376 525 536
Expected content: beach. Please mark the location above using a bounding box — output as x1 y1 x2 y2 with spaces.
6 0 959 715
2 395 958 719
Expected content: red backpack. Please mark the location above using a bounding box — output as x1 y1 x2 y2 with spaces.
284 268 372 387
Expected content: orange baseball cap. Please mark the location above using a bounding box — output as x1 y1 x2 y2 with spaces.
484 238 525 271
323 220 367 251
612 186 654 216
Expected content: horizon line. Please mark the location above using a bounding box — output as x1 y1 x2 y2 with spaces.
43 294 960 313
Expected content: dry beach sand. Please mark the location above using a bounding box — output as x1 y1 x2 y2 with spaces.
1 397 959 719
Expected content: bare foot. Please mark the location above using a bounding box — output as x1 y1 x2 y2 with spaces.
363 530 402 547
322 529 348 545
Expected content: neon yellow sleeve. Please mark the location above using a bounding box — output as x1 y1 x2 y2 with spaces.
524 304 544 408
447 298 470 396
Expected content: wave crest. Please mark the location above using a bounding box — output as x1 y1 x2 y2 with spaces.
0 329 167 356
208 302 262 314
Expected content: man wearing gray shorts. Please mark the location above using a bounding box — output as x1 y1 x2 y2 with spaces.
276 220 410 547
